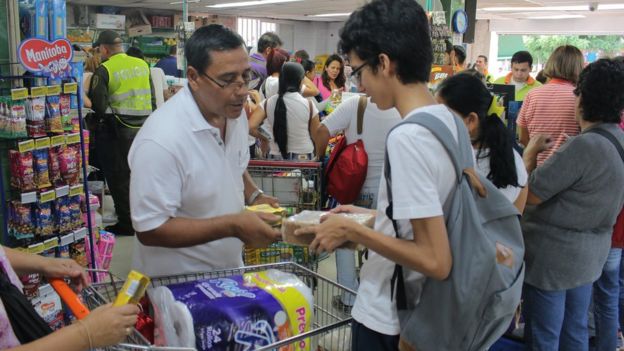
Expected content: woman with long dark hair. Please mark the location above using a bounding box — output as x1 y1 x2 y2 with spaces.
314 54 346 100
250 62 320 160
436 73 528 212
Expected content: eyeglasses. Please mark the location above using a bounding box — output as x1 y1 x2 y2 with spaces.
199 71 251 91
350 61 369 86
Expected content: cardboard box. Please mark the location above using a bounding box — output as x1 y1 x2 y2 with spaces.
89 14 125 30
127 24 152 37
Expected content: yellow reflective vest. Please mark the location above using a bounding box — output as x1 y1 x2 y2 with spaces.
101 53 153 117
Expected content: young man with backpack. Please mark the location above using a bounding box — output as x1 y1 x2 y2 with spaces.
294 1 524 350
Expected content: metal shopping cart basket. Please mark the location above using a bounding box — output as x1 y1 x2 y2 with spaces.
82 263 355 351
245 160 324 271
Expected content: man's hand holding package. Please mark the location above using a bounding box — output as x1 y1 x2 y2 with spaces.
236 211 281 248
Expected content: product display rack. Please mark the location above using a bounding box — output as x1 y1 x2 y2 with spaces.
0 69 97 280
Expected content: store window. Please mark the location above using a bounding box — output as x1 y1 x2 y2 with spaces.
237 17 277 50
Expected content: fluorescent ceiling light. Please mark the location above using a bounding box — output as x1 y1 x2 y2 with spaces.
482 3 624 12
207 0 302 8
527 14 586 19
312 12 352 17
170 0 199 4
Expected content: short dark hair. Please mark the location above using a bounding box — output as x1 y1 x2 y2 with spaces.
126 46 144 60
339 0 433 84
169 46 177 55
185 24 245 74
257 32 282 53
478 55 488 63
294 50 310 61
301 59 315 73
453 45 466 65
511 51 533 67
574 59 624 123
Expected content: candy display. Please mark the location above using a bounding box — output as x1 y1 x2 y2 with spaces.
33 148 52 189
59 145 80 185
9 149 36 192
45 95 63 133
60 94 72 131
151 269 313 351
26 97 47 138
9 201 35 240
34 202 55 236
48 145 62 186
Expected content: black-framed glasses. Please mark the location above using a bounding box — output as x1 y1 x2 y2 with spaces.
199 71 251 91
350 61 369 86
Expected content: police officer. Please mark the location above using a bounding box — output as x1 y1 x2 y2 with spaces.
89 30 156 236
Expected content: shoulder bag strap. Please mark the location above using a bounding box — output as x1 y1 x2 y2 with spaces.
587 128 624 163
356 96 367 135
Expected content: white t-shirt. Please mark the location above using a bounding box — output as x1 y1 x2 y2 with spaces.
150 67 167 108
262 93 319 156
475 148 528 203
128 83 249 276
262 76 279 100
322 95 402 207
351 104 461 336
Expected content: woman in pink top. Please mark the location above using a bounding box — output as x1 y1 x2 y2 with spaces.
0 245 139 350
518 45 584 165
314 54 347 100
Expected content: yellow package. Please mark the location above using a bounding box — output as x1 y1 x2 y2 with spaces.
113 270 150 306
246 204 287 226
244 270 313 351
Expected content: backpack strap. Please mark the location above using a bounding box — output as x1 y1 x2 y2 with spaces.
384 110 477 310
587 128 624 163
357 96 367 135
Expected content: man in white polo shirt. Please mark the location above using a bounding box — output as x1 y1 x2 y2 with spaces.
128 25 280 277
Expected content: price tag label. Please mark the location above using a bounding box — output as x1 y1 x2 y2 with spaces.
63 82 78 94
60 233 75 246
35 137 50 149
46 85 62 96
66 133 81 145
30 86 47 98
43 238 59 250
39 190 56 203
10 88 29 100
28 243 45 254
55 185 70 197
73 227 88 241
51 135 66 147
18 140 35 153
69 184 84 197
20 192 37 204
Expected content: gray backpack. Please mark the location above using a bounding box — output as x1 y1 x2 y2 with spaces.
384 112 525 351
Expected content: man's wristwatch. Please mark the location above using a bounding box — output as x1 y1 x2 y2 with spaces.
247 188 264 205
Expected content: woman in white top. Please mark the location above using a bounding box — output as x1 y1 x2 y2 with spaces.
314 95 402 308
261 49 319 100
436 73 528 213
250 62 320 161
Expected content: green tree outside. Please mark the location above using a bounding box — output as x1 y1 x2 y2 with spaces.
523 35 624 64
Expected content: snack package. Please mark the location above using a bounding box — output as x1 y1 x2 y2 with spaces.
55 197 72 233
70 239 88 268
20 273 41 299
34 202 55 236
9 150 36 192
245 204 287 227
45 95 63 133
60 94 72 131
69 195 83 231
33 148 52 189
9 100 28 138
34 284 65 331
26 97 47 137
9 201 35 240
59 145 80 185
48 146 62 186
281 210 375 247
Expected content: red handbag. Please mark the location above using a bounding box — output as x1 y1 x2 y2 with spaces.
325 96 368 204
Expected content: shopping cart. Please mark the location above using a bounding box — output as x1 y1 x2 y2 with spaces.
82 263 355 351
245 160 324 271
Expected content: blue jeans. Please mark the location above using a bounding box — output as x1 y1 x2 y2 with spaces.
336 249 358 305
594 248 622 351
524 283 593 351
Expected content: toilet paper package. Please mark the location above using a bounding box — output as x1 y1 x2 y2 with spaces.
150 269 313 351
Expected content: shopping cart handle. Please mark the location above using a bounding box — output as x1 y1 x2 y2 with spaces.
49 278 90 319
248 160 322 168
